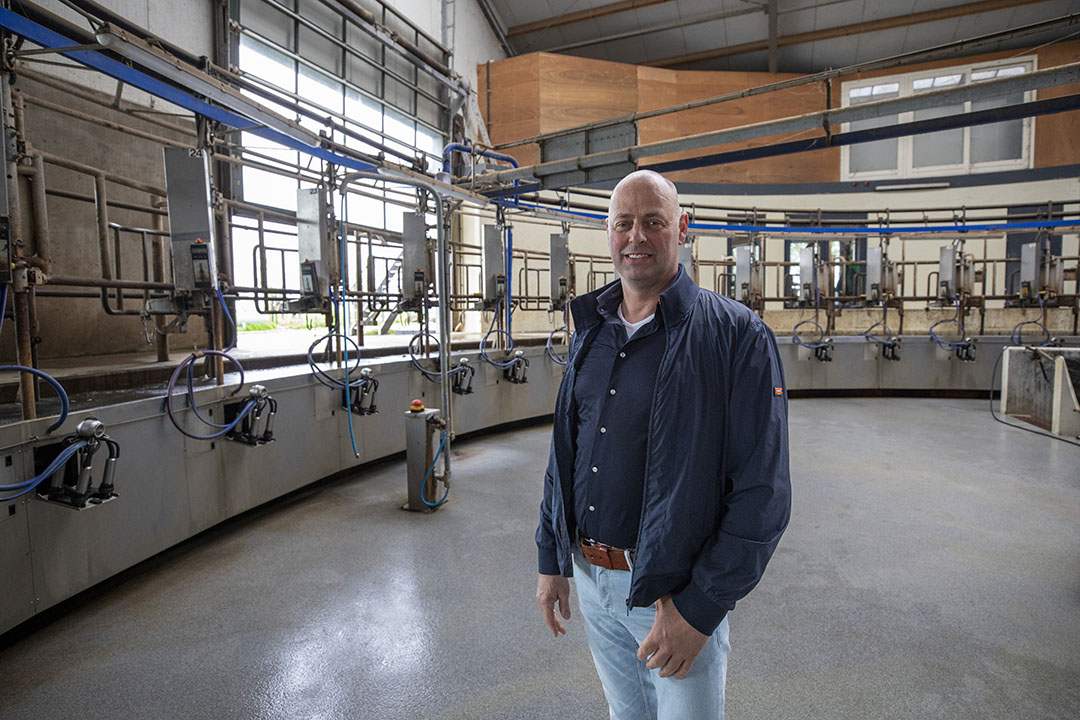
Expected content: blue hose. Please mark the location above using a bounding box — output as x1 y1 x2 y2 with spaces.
0 439 89 501
546 326 569 366
792 319 830 350
186 360 234 428
408 332 467 382
861 322 896 344
0 365 70 432
420 430 449 508
481 301 517 368
861 301 896 345
1010 321 1052 347
216 286 237 351
1009 295 1053 347
165 351 257 441
307 333 367 389
0 285 69 432
929 295 969 350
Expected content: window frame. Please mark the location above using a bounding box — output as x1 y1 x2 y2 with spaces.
840 56 1037 181
234 0 448 224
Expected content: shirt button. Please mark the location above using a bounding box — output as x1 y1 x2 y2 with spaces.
609 388 616 395
591 466 598 473
588 505 595 512
600 427 607 433
619 352 626 358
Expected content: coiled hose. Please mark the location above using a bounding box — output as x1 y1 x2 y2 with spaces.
546 326 569 366
165 350 258 440
1009 295 1053 347
861 301 897 345
792 318 830 349
408 333 467 382
929 295 969 351
481 301 516 369
308 332 369 390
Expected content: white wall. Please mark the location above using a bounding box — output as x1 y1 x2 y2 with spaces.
28 0 213 110
27 0 506 111
386 0 506 93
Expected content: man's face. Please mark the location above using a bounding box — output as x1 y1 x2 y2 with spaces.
606 176 688 293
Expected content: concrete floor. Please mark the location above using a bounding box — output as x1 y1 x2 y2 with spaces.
0 398 1077 720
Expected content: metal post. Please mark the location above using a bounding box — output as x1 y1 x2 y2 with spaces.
23 153 52 272
767 0 778 73
152 196 169 362
13 289 35 419
341 170 453 470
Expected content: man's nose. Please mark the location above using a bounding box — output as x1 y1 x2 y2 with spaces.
627 222 647 243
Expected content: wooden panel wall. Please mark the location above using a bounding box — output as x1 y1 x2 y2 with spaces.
477 55 541 167
479 41 1080 185
1031 41 1080 167
645 69 837 184
538 53 639 133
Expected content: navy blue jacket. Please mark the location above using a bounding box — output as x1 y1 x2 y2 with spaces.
537 266 791 634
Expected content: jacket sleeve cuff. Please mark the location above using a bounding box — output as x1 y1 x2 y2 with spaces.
671 580 727 636
538 545 561 575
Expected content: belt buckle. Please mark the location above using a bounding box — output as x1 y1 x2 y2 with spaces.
580 536 627 571
580 536 613 570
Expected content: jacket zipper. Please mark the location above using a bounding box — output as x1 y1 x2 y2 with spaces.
557 323 598 573
626 301 672 614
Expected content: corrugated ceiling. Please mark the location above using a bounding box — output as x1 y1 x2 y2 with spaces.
483 0 1080 72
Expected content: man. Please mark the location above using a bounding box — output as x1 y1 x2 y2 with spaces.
535 170 791 719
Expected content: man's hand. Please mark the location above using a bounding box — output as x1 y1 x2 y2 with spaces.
636 595 709 679
536 573 572 638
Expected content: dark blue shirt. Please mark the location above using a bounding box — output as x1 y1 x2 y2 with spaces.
571 283 665 550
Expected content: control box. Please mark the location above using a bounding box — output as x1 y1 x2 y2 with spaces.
549 232 569 308
163 147 218 292
296 187 331 298
735 245 761 305
482 224 505 304
401 212 431 302
938 244 972 300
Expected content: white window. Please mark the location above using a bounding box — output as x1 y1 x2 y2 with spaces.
841 58 1035 180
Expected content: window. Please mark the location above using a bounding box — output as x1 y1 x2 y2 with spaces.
841 58 1035 180
235 0 448 216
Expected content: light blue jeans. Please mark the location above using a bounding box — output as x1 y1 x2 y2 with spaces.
573 550 730 720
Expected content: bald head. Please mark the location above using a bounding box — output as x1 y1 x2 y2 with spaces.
609 170 680 217
606 170 688 302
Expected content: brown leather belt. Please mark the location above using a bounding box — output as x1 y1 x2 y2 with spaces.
580 536 635 571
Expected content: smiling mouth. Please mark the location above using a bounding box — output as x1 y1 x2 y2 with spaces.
624 253 651 259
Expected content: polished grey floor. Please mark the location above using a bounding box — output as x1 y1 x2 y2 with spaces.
1 398 1078 720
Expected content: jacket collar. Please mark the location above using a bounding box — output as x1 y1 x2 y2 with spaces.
570 264 700 331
